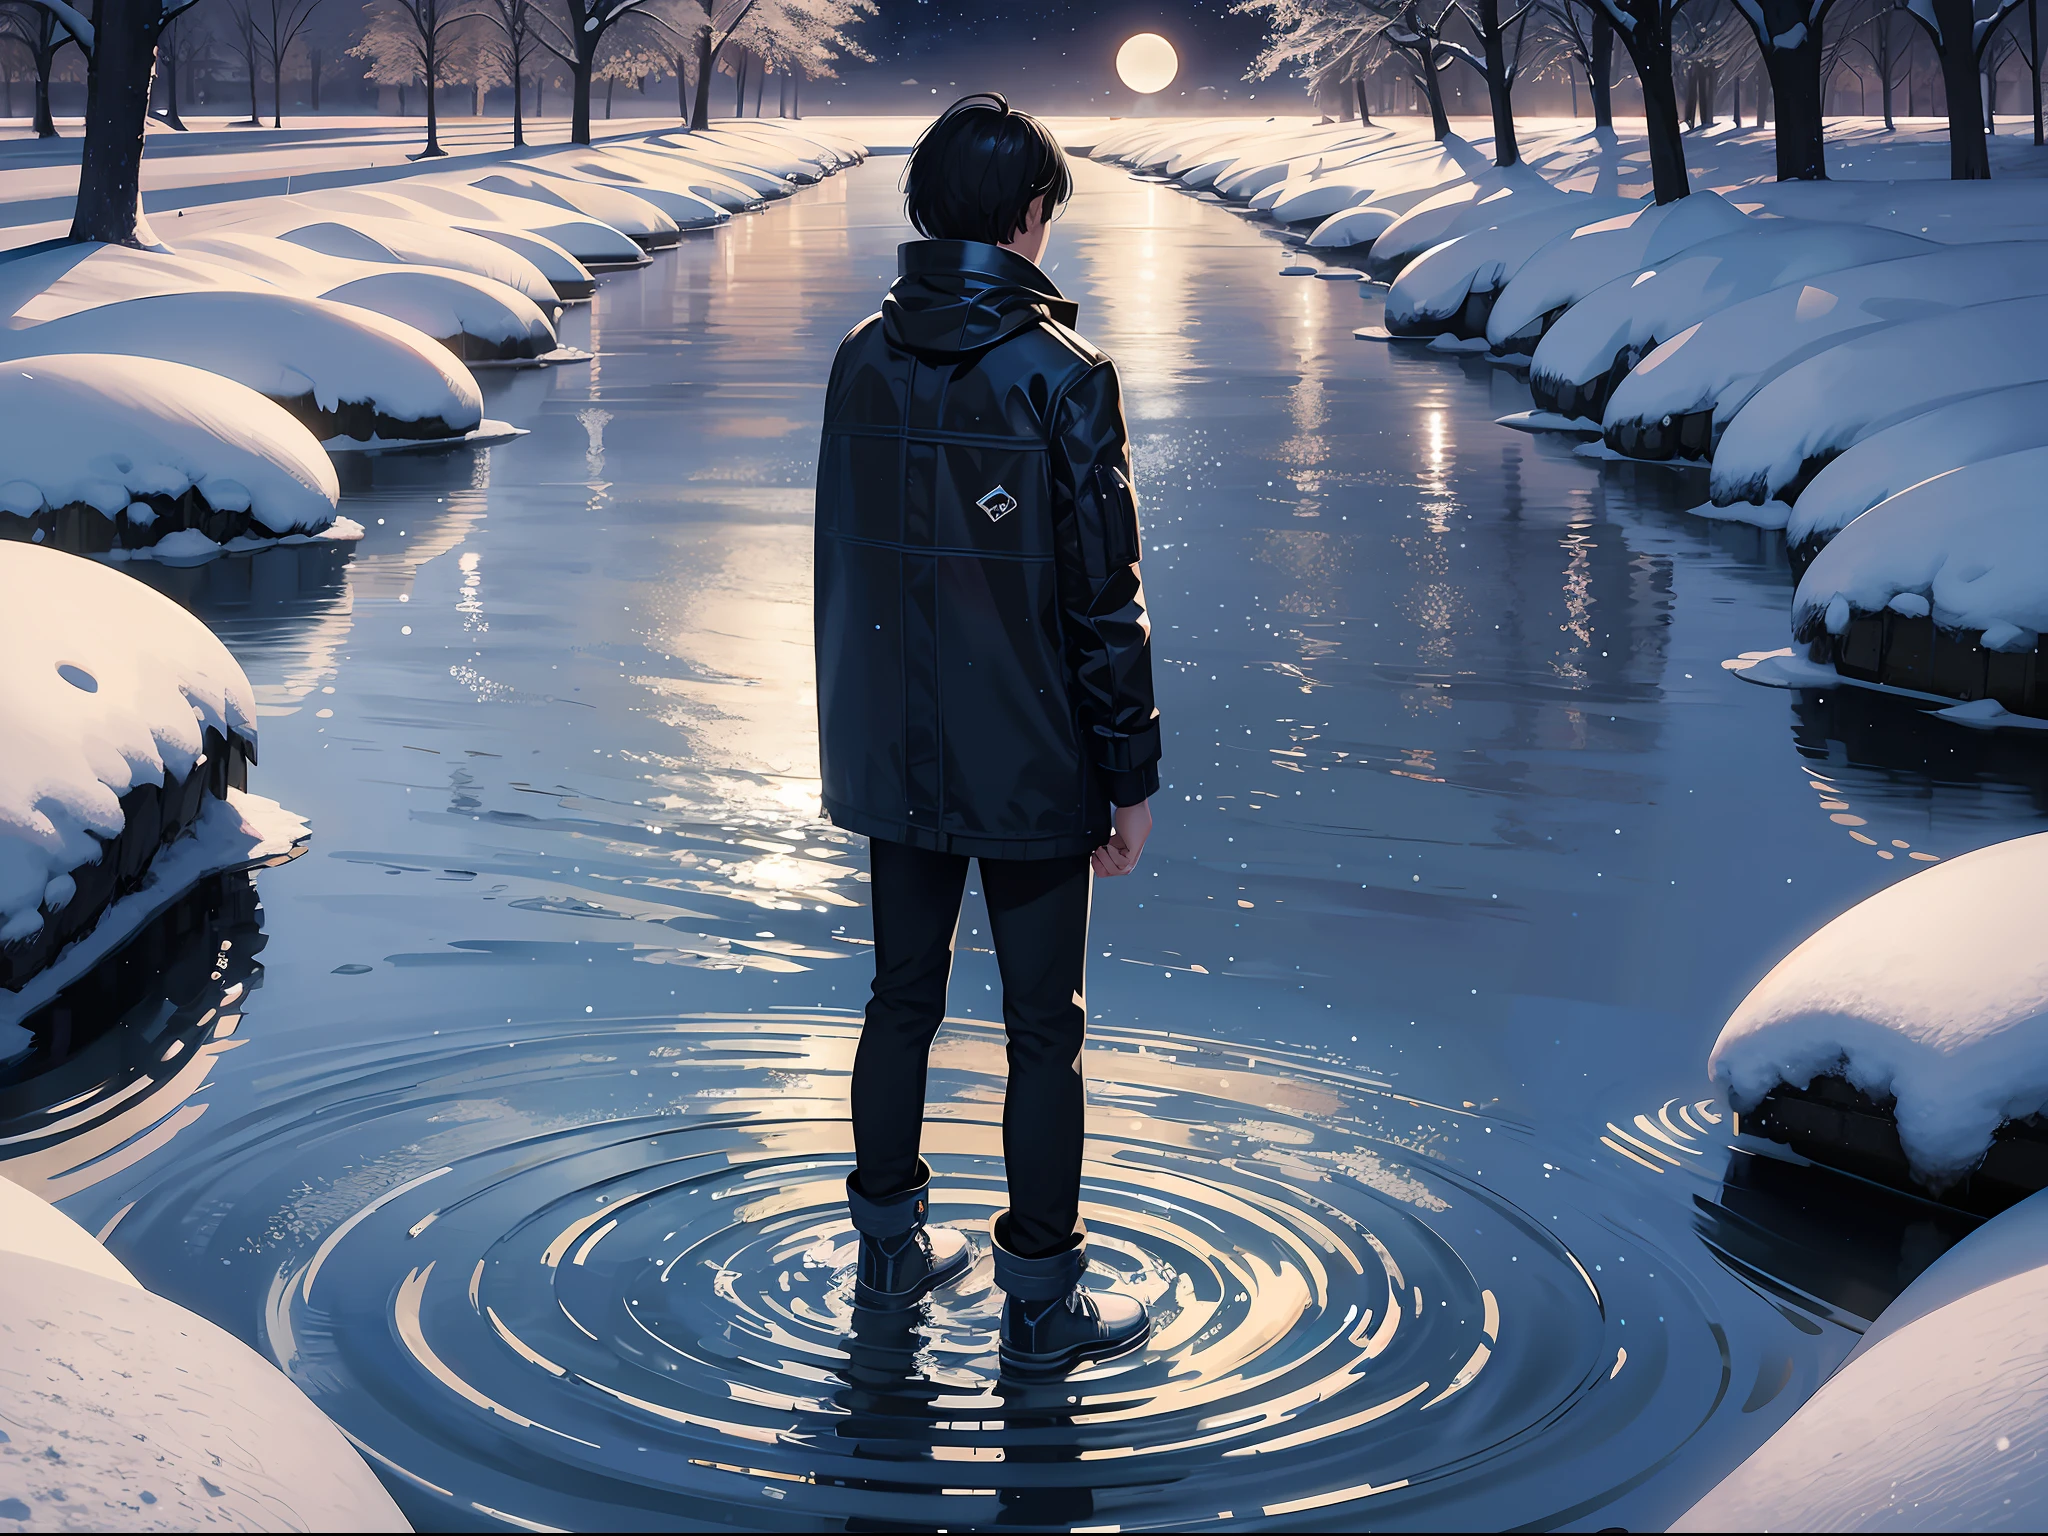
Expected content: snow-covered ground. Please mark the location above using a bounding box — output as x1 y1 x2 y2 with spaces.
0 1175 409 1531
1094 114 2048 719
1676 1186 2048 1530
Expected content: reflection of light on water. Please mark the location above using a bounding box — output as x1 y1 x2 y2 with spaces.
95 1014 1745 1530
1600 1098 1723 1175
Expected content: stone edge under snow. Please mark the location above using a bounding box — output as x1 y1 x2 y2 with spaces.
1710 831 2048 1180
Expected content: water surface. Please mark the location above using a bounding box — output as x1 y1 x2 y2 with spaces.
9 150 2046 1531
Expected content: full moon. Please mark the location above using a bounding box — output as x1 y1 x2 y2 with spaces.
1115 33 1178 95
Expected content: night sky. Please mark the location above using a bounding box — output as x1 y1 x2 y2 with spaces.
823 1 1288 114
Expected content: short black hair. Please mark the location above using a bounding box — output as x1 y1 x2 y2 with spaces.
904 93 1073 248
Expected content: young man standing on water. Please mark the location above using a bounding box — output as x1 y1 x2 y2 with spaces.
813 94 1160 1375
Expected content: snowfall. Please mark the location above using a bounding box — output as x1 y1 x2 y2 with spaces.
1093 110 2048 1531
1094 114 2048 719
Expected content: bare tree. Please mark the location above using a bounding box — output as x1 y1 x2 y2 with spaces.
0 2 75 135
532 0 661 141
1537 0 1620 127
475 0 541 141
220 0 263 120
357 0 474 155
226 0 323 126
1440 0 1541 164
1840 0 1916 127
1901 0 2024 177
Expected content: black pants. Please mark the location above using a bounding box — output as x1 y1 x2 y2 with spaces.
851 838 1092 1259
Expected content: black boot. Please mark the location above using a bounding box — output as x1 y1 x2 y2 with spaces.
991 1215 1149 1376
846 1161 970 1311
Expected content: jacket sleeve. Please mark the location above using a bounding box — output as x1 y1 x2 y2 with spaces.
1050 359 1161 808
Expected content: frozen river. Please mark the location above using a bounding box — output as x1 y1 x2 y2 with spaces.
8 149 2045 1530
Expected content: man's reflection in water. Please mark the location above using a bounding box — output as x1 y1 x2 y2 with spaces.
831 1298 1105 1529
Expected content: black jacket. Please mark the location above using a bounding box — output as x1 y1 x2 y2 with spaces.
814 240 1161 860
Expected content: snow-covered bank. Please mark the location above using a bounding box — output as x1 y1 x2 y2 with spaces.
0 543 309 1014
1674 1189 2048 1530
1093 115 2048 718
0 1177 409 1531
1711 832 2048 1184
0 352 340 549
0 122 865 558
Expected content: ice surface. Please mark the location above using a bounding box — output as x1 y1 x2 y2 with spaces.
0 540 258 932
1382 195 1637 330
1711 830 2048 1179
0 351 336 532
1605 242 2048 452
1712 294 2048 505
0 1250 409 1531
1673 1237 2048 1530
1792 446 2048 642
1529 221 1931 392
1787 382 2048 554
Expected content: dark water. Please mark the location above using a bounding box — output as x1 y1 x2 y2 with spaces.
9 150 2046 1531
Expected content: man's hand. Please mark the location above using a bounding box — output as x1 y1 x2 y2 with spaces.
1091 798 1152 877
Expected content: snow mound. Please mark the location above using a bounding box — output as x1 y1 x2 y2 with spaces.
0 288 484 440
0 352 337 542
1792 446 2048 643
1263 138 1489 224
1712 294 2048 506
1382 195 1637 335
491 157 698 228
1672 1229 2048 1530
173 230 560 355
1304 204 1400 249
0 241 269 324
1485 191 1753 352
1743 174 2048 244
0 1174 140 1286
1603 241 2048 462
1 787 306 1036
270 213 560 308
1365 166 1566 279
0 541 257 938
1787 382 2048 558
0 1250 410 1531
1528 221 1932 421
1711 831 2048 1181
293 183 645 267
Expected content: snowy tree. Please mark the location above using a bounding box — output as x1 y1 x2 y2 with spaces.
153 8 214 128
1534 0 1618 127
1588 0 1691 200
474 0 543 141
1237 0 1396 122
0 2 77 136
1900 0 2024 176
18 0 208 244
1837 0 1916 128
353 0 473 155
443 13 506 112
593 24 662 115
1671 0 1750 127
220 0 264 121
1432 0 1543 164
531 0 664 142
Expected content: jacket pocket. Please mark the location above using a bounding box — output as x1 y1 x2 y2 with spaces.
1083 464 1142 582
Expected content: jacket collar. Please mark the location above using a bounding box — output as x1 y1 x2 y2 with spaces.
881 240 1079 357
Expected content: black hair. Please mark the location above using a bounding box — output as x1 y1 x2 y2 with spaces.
903 93 1073 248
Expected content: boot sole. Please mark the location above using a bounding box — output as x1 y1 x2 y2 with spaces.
851 1244 972 1312
999 1318 1151 1378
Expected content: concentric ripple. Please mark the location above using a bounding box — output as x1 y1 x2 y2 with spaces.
103 1016 1743 1530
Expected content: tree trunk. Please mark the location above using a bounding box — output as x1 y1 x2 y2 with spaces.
571 37 593 143
793 70 800 118
34 41 58 137
162 38 185 127
690 26 712 129
675 51 688 117
514 61 526 144
1763 35 1829 178
309 45 321 110
734 52 745 115
270 44 283 126
1355 76 1373 125
1881 28 1896 128
422 38 445 154
1591 12 1614 128
1478 0 1519 163
245 55 258 122
1614 14 1690 202
1415 48 1451 138
1933 0 1992 175
2033 0 2044 144
72 0 166 246
605 75 613 117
